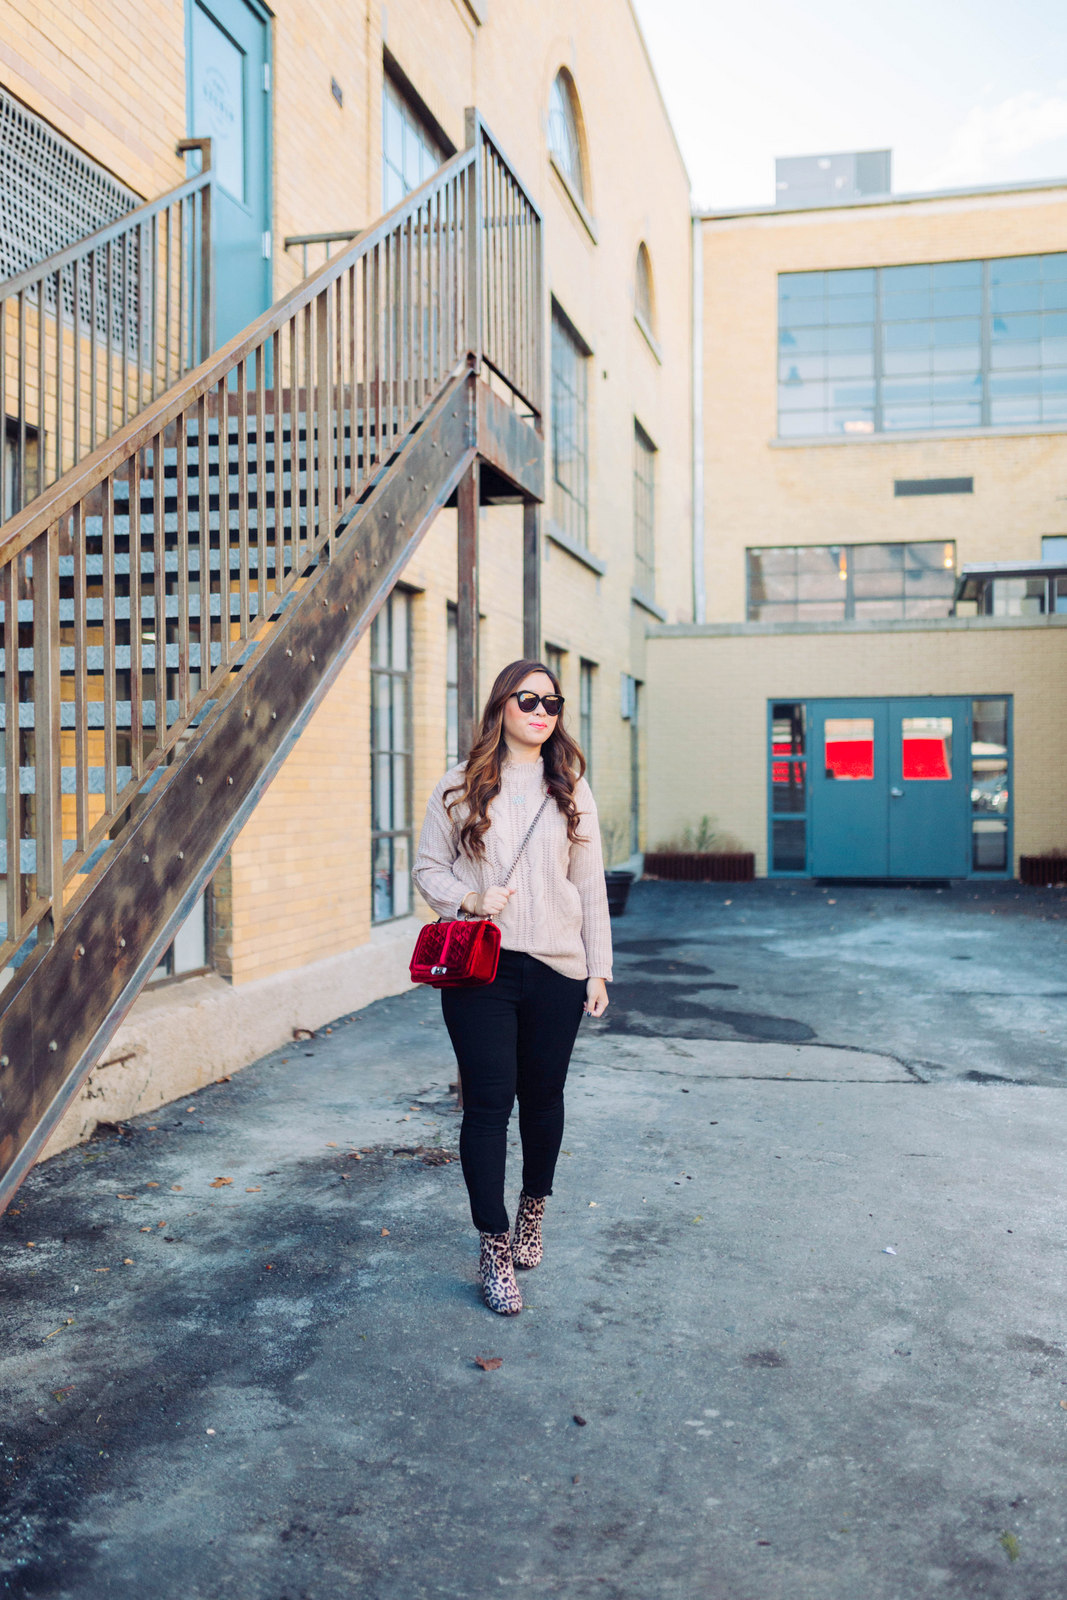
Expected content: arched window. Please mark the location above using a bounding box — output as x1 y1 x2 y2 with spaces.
635 243 655 334
548 69 587 202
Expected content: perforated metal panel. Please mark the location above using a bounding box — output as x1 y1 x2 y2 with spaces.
0 86 137 281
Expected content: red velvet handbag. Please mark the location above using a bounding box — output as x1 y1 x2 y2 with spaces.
410 796 550 989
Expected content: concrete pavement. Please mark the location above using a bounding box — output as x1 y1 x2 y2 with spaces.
2 881 1066 1599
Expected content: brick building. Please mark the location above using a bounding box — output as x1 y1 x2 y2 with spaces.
646 167 1067 881
0 0 693 1155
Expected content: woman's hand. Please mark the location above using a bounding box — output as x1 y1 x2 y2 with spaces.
584 978 609 1017
463 885 516 918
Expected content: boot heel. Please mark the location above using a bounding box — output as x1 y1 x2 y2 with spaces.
479 1231 523 1314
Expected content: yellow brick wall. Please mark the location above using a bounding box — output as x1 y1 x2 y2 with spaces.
701 189 1067 623
644 622 1067 875
0 0 186 196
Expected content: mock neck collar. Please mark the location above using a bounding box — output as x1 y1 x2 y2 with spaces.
501 753 545 783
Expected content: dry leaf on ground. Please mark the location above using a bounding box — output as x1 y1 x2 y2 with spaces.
209 1177 233 1188
474 1356 503 1371
380 1228 390 1236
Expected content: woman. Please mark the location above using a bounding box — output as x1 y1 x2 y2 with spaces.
413 659 612 1315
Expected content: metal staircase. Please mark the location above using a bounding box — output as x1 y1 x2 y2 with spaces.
0 114 544 1208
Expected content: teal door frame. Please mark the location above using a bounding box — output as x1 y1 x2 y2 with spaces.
767 695 1013 880
185 0 273 350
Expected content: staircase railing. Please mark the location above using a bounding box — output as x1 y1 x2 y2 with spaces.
0 140 214 526
0 112 541 976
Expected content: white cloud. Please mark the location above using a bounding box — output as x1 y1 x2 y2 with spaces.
923 89 1067 188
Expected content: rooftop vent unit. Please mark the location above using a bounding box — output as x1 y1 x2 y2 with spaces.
775 150 891 208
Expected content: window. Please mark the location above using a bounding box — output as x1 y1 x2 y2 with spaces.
1042 535 1067 562
147 893 210 984
371 590 413 922
579 659 595 784
957 571 1067 616
548 70 586 201
778 251 1067 437
382 73 445 211
635 244 655 335
550 306 590 548
445 603 459 768
769 703 807 872
971 698 1011 872
633 423 656 599
747 541 956 622
544 644 565 684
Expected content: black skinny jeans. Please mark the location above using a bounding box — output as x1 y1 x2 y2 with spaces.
441 949 587 1234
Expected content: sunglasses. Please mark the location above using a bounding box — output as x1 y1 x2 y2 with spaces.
511 690 564 716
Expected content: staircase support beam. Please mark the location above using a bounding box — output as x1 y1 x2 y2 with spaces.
456 460 480 758
523 501 541 661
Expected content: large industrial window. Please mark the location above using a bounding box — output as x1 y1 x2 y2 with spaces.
147 893 210 985
548 70 587 202
747 540 956 622
382 73 445 211
633 422 656 599
371 590 413 923
550 305 590 548
778 251 1067 437
445 602 459 769
579 659 595 786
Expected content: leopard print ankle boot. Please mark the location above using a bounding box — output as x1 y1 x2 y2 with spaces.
479 1230 523 1315
511 1192 546 1270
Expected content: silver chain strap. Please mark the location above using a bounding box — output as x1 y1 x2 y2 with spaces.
501 795 551 888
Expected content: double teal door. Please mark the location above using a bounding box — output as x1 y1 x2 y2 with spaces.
187 0 272 348
810 697 971 878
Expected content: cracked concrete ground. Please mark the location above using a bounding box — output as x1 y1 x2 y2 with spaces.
2 879 1066 1599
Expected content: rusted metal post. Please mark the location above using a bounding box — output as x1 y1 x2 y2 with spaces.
177 138 214 359
523 499 540 660
456 459 480 758
463 109 483 371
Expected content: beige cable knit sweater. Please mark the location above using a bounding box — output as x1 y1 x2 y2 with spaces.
412 756 613 983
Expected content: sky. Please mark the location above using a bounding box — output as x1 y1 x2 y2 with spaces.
630 0 1067 210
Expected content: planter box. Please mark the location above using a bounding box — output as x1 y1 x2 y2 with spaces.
604 869 635 917
1019 855 1067 886
642 851 756 883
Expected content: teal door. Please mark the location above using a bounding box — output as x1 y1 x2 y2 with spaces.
810 697 970 878
887 697 970 877
187 0 271 348
810 700 888 877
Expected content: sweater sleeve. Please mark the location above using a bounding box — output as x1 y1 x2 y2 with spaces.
412 772 475 920
568 779 613 982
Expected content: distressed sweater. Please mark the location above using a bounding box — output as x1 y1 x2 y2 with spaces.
412 756 613 983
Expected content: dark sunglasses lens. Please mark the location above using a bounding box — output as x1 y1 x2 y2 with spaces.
515 692 563 714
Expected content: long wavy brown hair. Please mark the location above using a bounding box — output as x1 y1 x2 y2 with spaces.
444 659 587 858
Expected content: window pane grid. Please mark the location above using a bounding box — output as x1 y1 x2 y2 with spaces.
371 591 413 923
747 541 956 622
633 423 656 596
382 77 444 211
551 311 589 547
779 252 1067 437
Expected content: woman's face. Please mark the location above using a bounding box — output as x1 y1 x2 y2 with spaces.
501 670 559 756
